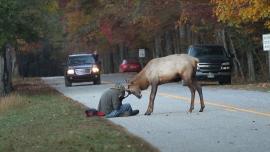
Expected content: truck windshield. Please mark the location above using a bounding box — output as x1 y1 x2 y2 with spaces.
68 55 95 66
189 46 226 57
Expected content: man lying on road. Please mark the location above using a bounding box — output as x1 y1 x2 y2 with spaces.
98 83 139 118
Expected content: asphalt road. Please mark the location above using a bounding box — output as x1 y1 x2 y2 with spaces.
43 73 270 152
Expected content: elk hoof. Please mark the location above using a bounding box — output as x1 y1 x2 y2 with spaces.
144 111 152 115
199 106 205 112
188 106 194 113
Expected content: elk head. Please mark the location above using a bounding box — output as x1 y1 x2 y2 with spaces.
126 82 142 99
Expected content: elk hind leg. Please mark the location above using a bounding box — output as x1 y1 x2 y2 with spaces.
193 80 205 112
187 83 196 113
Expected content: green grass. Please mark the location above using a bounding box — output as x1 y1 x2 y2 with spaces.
0 78 158 152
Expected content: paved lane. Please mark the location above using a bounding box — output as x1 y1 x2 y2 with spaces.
43 73 270 152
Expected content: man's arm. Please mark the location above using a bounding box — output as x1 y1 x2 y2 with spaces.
106 95 122 118
112 92 122 110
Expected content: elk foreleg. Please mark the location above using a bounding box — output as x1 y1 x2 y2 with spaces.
145 83 158 115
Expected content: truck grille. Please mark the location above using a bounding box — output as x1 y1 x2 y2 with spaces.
198 63 221 72
75 68 91 75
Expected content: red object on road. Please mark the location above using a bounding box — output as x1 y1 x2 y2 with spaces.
119 59 142 73
85 108 105 117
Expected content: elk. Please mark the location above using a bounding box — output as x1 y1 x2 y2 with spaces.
126 54 205 115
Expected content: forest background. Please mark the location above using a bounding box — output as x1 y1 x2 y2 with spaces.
0 0 270 95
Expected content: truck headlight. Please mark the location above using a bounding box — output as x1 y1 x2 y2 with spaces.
221 62 230 70
67 69 75 75
92 65 99 73
221 66 230 70
196 63 200 70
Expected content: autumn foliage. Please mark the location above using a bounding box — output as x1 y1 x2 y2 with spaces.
211 0 270 29
59 0 270 80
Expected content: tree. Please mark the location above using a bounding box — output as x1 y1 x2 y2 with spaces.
212 0 270 81
61 0 268 82
0 0 62 95
212 0 270 29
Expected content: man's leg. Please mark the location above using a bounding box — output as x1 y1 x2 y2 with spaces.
120 103 133 113
106 103 139 118
119 103 139 116
106 103 132 118
105 110 120 118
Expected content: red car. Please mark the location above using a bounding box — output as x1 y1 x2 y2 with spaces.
119 59 142 72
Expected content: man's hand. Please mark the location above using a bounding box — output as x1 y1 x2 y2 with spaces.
119 96 125 102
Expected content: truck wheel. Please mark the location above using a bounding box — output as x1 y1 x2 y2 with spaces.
93 77 101 85
65 78 72 87
219 77 231 85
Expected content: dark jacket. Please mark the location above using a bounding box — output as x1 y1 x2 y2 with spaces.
98 88 125 114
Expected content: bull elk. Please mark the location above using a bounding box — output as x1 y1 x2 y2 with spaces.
126 54 205 115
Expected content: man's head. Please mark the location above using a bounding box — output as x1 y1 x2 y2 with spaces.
113 83 126 97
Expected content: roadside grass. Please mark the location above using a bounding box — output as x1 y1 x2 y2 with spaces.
219 83 270 92
0 78 158 152
202 81 270 92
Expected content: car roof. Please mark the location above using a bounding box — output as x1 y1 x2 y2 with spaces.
123 59 140 63
191 44 224 47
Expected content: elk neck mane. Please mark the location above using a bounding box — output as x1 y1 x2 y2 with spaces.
130 69 150 90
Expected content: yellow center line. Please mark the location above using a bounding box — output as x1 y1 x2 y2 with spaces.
102 80 270 117
155 92 270 117
224 108 237 112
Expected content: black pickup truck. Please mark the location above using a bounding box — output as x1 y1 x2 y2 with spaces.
64 53 101 87
188 44 232 84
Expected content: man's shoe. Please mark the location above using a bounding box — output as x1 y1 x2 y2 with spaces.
119 111 130 117
130 110 139 116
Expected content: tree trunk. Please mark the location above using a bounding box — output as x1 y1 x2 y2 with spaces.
221 29 239 77
252 49 265 78
165 30 173 55
179 25 187 53
173 27 180 54
228 33 245 80
246 49 256 81
154 34 162 58
110 51 115 73
113 45 121 73
221 29 230 56
119 42 125 61
4 45 13 93
0 55 4 96
268 52 270 80
0 44 14 96
187 25 192 45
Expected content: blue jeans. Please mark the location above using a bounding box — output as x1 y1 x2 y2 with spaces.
106 103 133 118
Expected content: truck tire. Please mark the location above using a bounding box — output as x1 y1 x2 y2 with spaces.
93 77 101 85
219 77 231 85
65 78 72 87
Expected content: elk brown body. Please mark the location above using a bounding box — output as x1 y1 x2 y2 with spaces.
127 54 205 115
